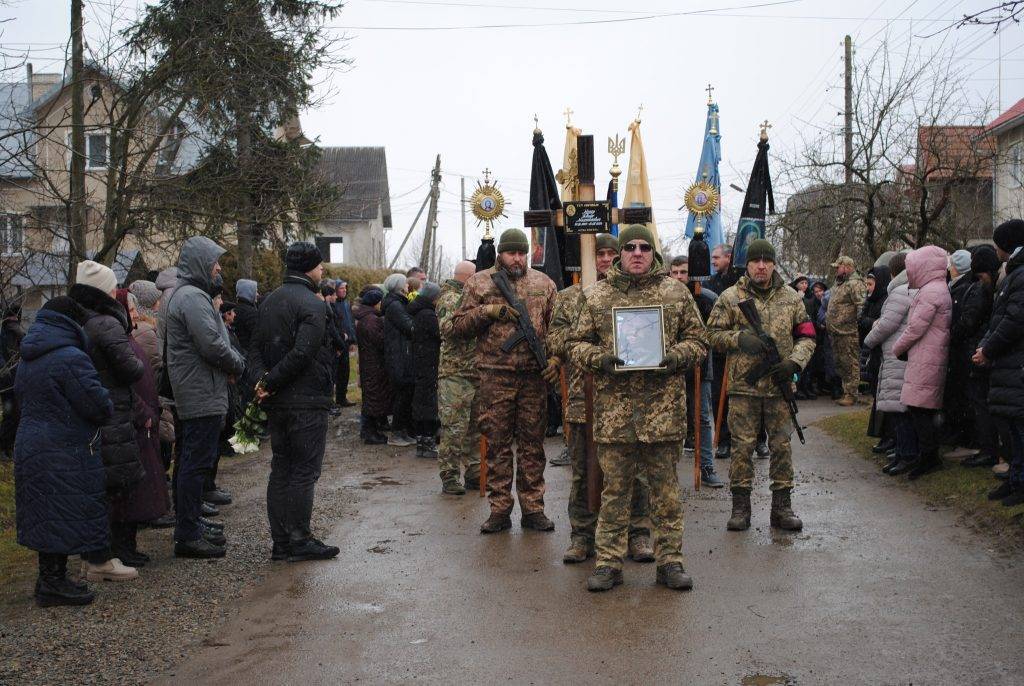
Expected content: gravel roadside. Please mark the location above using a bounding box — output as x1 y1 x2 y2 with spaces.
0 410 363 685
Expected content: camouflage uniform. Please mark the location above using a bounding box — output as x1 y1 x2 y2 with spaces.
826 273 866 398
569 260 708 570
437 279 480 483
707 272 817 491
547 284 650 547
450 265 556 515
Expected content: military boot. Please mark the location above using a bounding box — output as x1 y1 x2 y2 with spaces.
770 488 803 531
727 488 752 531
562 538 594 564
655 562 693 591
441 475 465 496
521 511 555 531
586 566 623 592
464 468 480 492
836 395 856 407
480 511 512 534
627 534 655 563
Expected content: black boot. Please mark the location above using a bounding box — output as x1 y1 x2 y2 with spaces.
872 438 896 454
770 489 803 531
111 522 148 568
35 553 94 607
727 488 752 531
908 453 943 481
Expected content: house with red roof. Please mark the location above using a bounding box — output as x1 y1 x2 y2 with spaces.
985 97 1024 224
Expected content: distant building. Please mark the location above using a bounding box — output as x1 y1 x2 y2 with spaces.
985 97 1024 224
310 146 392 268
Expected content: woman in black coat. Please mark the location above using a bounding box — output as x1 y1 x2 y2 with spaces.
859 266 891 441
960 246 1000 468
354 288 392 443
410 282 441 459
382 273 416 446
14 297 112 606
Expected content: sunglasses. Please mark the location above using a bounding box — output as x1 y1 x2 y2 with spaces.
622 243 653 253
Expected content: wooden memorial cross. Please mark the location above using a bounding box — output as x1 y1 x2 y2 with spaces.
523 134 653 512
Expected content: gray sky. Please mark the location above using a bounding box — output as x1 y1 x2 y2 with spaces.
3 0 1022 272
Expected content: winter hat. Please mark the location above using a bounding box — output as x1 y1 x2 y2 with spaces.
360 287 384 306
383 273 408 294
831 255 855 269
617 224 656 250
236 278 258 302
971 244 1000 275
128 279 160 311
950 249 972 274
497 228 530 254
888 252 908 277
418 281 441 301
76 259 117 294
874 250 897 269
745 239 776 263
319 282 336 297
595 233 618 252
41 295 87 325
993 219 1024 253
219 300 237 314
285 241 323 273
790 274 809 289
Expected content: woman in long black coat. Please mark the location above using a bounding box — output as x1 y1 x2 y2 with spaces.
859 265 891 441
382 273 416 446
14 297 112 606
354 288 392 443
410 282 441 459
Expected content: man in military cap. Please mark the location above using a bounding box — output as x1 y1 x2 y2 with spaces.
569 225 708 592
827 255 866 406
547 233 654 565
451 229 559 533
435 260 482 496
707 239 816 532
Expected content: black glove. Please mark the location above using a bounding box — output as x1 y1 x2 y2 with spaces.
737 331 766 355
594 353 625 374
897 351 908 363
768 360 801 384
656 352 685 374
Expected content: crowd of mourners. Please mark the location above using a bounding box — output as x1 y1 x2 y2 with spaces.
3 217 1024 606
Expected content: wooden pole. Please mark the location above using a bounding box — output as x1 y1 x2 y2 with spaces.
715 364 729 450
693 283 702 492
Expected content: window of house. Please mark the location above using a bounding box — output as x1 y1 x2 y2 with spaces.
1013 143 1024 187
0 214 23 255
329 241 344 264
65 131 109 169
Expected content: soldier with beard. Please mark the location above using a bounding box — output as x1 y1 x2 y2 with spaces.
450 229 559 534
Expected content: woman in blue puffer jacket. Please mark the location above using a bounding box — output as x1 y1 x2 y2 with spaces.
14 296 112 607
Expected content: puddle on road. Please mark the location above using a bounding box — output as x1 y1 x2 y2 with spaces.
359 475 404 489
741 675 794 686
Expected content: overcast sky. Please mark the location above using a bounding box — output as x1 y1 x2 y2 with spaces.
3 0 1022 273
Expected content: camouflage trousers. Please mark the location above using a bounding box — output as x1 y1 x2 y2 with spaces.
566 422 650 546
832 334 860 397
595 442 684 570
478 370 547 515
437 375 481 480
727 394 795 492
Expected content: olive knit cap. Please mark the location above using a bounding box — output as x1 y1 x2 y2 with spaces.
746 239 776 263
617 224 655 250
497 228 530 254
595 233 618 252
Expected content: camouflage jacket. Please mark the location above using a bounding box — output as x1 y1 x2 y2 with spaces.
438 279 478 380
707 272 817 398
568 260 708 444
547 284 586 423
450 265 556 372
826 273 867 336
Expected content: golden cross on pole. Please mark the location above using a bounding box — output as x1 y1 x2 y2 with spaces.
563 106 574 127
482 167 491 184
760 119 772 140
635 103 644 124
705 83 715 104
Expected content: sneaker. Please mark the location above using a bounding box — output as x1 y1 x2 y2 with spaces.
993 462 1010 475
175 538 226 559
521 512 555 531
81 558 139 582
701 466 725 488
202 489 233 506
548 447 571 466
388 431 416 447
943 446 979 460
586 566 623 592
288 538 340 562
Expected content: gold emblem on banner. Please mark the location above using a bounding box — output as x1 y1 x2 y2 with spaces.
683 179 719 219
470 168 507 238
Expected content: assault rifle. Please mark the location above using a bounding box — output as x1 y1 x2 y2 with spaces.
737 298 806 444
491 271 547 369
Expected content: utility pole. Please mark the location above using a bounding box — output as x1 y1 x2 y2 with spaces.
69 0 87 282
460 176 467 261
418 154 441 271
843 34 853 187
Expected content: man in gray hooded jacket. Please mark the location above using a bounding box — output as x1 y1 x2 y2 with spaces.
165 237 245 558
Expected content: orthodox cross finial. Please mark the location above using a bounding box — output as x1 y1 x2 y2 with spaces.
482 167 492 184
706 83 715 104
760 119 772 140
635 103 644 124
563 107 574 127
533 113 541 134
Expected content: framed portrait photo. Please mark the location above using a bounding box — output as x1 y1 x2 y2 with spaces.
612 305 666 371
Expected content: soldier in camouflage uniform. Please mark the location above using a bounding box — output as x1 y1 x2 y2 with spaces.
436 260 482 496
450 229 560 534
826 255 867 406
569 225 708 592
707 239 817 532
546 233 653 565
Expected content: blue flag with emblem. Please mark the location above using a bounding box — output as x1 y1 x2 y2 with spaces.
683 101 723 251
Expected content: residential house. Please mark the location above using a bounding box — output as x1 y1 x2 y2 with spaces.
985 97 1024 225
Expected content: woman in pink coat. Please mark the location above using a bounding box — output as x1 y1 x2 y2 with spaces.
891 245 953 479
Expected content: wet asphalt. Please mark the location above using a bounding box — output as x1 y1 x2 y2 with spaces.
158 400 1024 685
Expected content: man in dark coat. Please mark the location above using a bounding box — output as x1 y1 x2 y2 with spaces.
410 281 441 459
251 242 340 563
234 278 259 413
332 280 357 407
976 220 1024 507
382 273 417 447
354 287 391 444
14 296 112 607
945 249 975 451
961 246 1000 469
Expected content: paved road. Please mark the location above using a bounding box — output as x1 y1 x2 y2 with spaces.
160 401 1024 685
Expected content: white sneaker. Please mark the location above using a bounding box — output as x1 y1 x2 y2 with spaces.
387 431 415 447
943 446 979 460
81 557 139 582
993 461 1010 475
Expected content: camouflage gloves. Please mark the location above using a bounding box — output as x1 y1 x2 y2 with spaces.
594 353 625 374
541 357 561 384
737 331 767 355
657 352 686 374
482 304 520 323
768 359 800 383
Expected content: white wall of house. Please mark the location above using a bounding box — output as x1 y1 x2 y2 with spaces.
994 124 1024 224
314 203 387 268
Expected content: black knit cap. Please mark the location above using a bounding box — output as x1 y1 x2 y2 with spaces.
971 244 1000 275
360 287 384 306
41 295 87 325
285 241 323 273
219 300 237 314
993 219 1024 253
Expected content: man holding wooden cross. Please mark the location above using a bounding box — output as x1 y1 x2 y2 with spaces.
568 224 708 592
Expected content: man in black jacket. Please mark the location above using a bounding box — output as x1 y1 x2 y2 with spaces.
251 243 340 562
